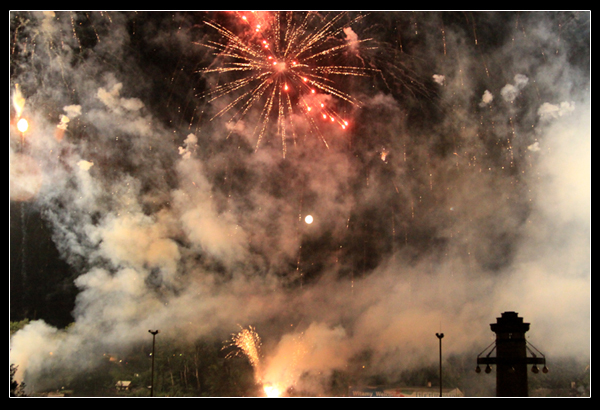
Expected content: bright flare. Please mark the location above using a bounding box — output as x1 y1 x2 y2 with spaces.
263 383 282 397
305 215 313 224
17 118 29 133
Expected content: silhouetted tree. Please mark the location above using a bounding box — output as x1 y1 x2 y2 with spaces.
10 364 27 397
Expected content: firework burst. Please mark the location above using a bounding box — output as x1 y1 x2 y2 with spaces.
197 11 378 157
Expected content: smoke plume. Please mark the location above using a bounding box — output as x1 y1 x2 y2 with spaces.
10 11 589 395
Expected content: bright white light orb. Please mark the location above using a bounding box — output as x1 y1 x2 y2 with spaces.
17 118 29 133
305 215 313 224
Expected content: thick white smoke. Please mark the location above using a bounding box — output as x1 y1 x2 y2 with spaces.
10 11 589 395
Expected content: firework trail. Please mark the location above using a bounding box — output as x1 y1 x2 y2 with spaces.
197 11 377 157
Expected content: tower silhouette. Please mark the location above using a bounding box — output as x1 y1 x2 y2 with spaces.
476 312 547 397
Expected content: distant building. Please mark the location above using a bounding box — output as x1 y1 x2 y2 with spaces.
45 389 73 397
348 385 464 397
116 381 132 392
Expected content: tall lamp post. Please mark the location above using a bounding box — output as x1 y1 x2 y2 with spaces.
149 330 159 397
436 333 444 397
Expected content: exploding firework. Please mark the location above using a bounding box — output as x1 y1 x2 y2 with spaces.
197 11 377 157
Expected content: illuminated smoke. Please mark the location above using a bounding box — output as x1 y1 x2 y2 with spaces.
9 11 589 395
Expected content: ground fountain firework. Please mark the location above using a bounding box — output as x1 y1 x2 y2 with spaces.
223 325 285 397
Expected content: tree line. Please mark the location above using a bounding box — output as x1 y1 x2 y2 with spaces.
10 319 590 397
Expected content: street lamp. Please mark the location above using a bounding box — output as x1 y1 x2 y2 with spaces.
149 330 159 397
436 333 444 397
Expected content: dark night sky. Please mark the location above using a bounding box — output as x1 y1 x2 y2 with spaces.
11 201 77 327
10 11 590 393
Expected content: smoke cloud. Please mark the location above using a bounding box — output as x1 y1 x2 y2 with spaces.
10 11 589 395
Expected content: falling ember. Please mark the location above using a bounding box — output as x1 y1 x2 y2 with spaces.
380 148 389 162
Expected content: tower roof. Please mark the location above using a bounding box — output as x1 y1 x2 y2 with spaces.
490 311 530 334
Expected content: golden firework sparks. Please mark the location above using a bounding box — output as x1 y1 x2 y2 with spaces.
223 325 262 370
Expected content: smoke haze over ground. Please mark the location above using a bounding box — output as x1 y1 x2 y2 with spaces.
10 11 590 395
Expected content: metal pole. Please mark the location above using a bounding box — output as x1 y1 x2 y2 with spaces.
149 330 159 397
436 333 444 397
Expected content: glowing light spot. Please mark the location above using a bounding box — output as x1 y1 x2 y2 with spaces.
305 215 313 224
263 383 282 397
17 118 28 133
274 61 286 72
